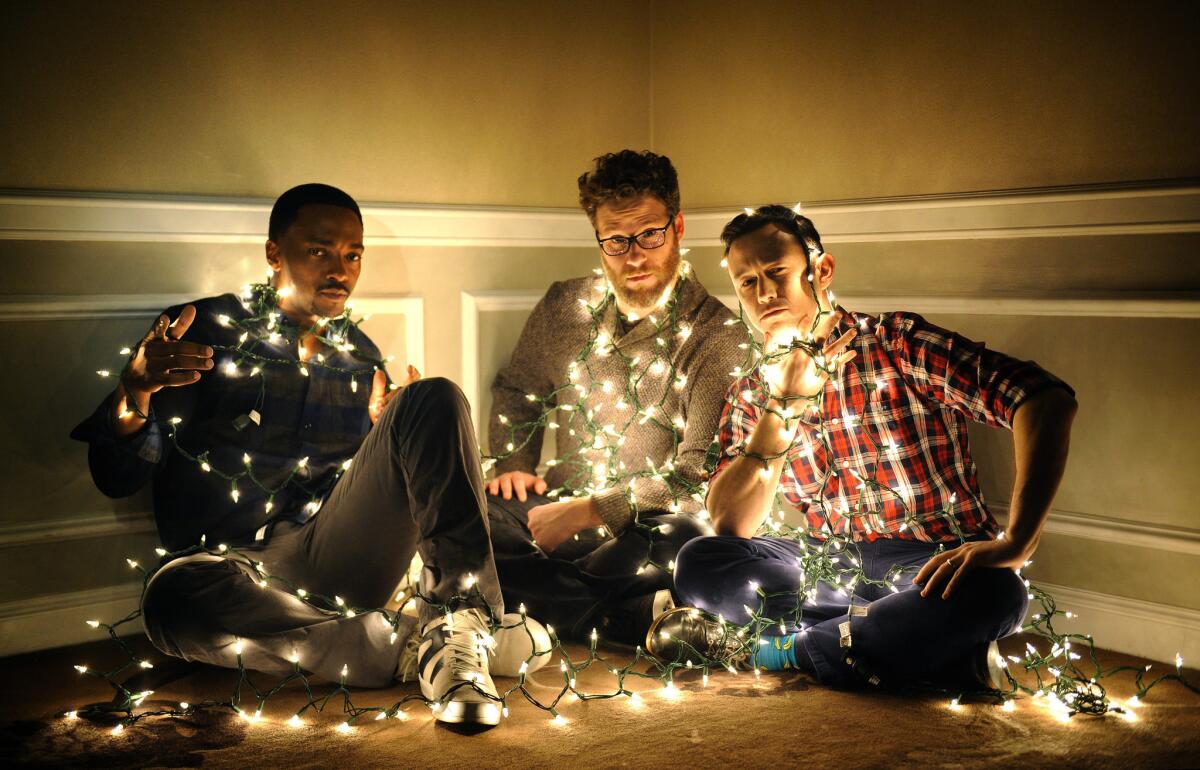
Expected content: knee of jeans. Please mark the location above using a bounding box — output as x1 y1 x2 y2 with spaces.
969 568 1030 638
655 513 712 547
997 570 1031 637
672 536 731 606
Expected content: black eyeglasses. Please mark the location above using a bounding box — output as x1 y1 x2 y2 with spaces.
596 214 676 256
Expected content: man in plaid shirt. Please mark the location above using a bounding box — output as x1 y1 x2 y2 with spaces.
648 205 1078 692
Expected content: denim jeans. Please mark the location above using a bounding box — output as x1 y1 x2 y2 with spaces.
673 534 1028 689
488 493 708 641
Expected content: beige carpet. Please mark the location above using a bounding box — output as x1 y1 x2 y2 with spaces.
2 635 1197 769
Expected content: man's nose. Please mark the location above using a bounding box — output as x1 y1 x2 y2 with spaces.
756 278 777 303
625 244 650 269
326 254 351 280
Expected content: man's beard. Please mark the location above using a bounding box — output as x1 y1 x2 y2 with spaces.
603 246 682 315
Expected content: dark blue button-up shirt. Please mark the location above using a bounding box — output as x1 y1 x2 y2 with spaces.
71 292 383 551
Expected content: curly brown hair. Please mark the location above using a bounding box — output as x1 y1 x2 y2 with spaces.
577 150 681 223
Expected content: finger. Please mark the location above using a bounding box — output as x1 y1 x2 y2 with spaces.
501 476 513 500
824 328 857 356
942 559 972 599
514 477 528 502
919 559 957 599
143 314 170 344
914 552 949 585
487 479 499 495
812 307 843 344
144 340 214 358
167 305 198 340
147 354 214 372
534 477 548 495
156 371 202 387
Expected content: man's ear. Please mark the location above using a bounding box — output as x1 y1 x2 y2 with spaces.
814 251 836 291
265 239 282 274
674 211 686 241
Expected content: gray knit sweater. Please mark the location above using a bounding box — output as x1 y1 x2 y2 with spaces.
488 268 750 535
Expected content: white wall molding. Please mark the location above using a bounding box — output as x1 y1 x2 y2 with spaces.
687 183 1200 245
0 293 426 372
842 295 1200 319
2 182 1197 247
0 582 144 657
0 511 157 550
460 290 545 433
992 504 1200 557
1032 581 1198 665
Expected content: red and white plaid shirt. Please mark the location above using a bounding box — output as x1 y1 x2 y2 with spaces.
710 310 1072 543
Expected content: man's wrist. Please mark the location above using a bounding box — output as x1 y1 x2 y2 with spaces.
577 497 603 527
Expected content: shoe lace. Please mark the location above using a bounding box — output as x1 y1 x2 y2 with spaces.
444 613 495 683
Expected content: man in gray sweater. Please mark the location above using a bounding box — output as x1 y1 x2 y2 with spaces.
485 150 750 644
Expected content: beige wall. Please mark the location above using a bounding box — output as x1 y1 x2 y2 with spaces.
0 1 1196 655
652 0 1200 205
0 0 650 205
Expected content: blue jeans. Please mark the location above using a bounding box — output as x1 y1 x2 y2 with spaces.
673 535 1028 689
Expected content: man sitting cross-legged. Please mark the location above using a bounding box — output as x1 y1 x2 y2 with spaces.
485 151 750 646
71 183 549 728
648 205 1077 692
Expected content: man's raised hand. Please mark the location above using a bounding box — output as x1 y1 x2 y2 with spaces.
122 305 213 397
765 308 857 403
487 471 547 502
370 365 421 424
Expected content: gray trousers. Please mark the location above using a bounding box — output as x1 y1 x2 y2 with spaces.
141 377 503 687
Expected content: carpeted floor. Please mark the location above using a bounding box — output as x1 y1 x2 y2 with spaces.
1 634 1197 769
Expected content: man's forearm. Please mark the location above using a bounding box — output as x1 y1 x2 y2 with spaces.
1005 387 1077 555
707 405 796 538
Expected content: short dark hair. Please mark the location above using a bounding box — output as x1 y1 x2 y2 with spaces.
720 204 824 260
577 150 681 223
268 183 362 241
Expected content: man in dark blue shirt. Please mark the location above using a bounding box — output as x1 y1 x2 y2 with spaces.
72 184 547 728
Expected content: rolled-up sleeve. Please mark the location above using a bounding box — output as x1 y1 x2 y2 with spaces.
882 312 1074 429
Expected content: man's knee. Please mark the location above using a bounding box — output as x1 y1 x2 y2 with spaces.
672 535 741 607
141 555 233 656
652 513 712 549
382 376 469 428
958 567 1029 639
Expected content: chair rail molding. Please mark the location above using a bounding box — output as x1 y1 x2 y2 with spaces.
2 182 1197 246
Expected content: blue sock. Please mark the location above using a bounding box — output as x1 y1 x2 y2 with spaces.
752 633 804 671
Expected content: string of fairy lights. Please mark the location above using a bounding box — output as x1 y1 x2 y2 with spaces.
67 229 1194 735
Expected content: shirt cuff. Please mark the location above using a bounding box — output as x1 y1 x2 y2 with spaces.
592 486 634 536
71 395 164 463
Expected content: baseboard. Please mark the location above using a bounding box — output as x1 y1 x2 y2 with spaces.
1031 581 1199 666
0 582 144 658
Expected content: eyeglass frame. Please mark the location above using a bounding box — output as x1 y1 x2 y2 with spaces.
595 213 677 257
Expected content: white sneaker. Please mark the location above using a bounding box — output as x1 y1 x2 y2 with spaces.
417 609 501 726
489 613 552 677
